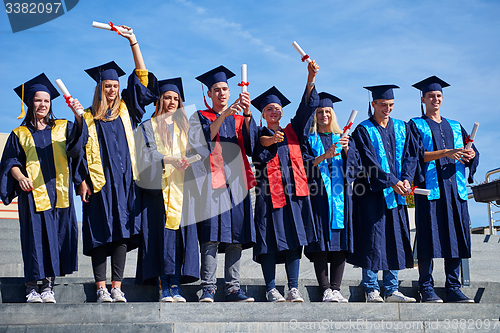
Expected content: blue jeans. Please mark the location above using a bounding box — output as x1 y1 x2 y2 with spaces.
418 258 461 291
260 248 301 291
200 241 242 294
362 269 399 296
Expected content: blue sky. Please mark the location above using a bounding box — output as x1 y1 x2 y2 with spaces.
1 0 499 228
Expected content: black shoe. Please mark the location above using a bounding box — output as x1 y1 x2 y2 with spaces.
446 289 474 303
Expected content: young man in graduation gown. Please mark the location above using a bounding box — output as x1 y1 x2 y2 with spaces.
187 66 257 302
409 76 479 303
0 73 87 303
348 85 417 303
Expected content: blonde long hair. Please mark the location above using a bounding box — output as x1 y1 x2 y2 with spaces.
309 107 342 135
91 81 121 121
153 94 189 152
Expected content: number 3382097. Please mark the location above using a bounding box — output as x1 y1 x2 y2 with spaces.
5 3 61 14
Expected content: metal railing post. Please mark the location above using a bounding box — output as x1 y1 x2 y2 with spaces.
484 167 500 234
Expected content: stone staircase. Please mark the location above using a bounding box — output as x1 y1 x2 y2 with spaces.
1 218 499 332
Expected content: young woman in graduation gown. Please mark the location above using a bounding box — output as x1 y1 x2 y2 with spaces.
133 51 199 302
302 92 357 303
0 73 87 303
76 27 156 303
251 61 319 302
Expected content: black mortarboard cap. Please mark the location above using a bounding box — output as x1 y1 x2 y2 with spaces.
84 61 126 83
318 92 342 108
195 65 235 90
251 86 291 112
364 84 399 100
14 72 60 105
159 77 184 102
412 75 450 95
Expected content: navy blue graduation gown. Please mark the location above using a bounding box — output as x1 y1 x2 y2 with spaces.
186 107 257 251
251 86 318 263
134 118 199 285
302 131 357 258
409 116 479 259
80 71 153 256
0 120 87 282
347 117 417 270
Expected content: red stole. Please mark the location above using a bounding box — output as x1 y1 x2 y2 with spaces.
198 110 256 191
267 123 309 209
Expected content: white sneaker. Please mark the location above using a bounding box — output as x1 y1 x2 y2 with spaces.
266 288 285 302
323 288 348 303
110 287 127 303
366 290 384 303
286 288 304 302
170 286 186 303
96 287 113 303
40 290 56 303
384 290 416 303
26 290 43 303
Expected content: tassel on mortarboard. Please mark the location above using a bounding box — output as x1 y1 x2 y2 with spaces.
201 84 212 111
18 83 25 119
368 102 372 117
13 73 59 119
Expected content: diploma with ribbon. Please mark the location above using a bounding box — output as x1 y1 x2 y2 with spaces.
465 122 479 150
292 41 319 72
92 21 133 35
342 109 358 138
55 79 84 116
406 187 431 196
185 154 201 165
238 64 249 93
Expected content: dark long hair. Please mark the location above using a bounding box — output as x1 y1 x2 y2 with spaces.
20 96 56 131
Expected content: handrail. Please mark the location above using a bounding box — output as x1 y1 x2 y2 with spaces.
485 168 500 234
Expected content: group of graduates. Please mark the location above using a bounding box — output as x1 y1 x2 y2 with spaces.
0 27 479 305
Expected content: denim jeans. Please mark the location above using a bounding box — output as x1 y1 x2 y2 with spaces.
362 269 399 296
418 258 461 291
200 241 242 293
260 248 301 291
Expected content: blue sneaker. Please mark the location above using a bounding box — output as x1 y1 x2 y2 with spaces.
446 289 474 303
160 288 173 302
420 287 443 303
225 289 254 302
199 287 215 303
170 285 186 303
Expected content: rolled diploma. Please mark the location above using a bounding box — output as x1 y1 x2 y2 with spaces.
92 21 133 35
292 41 318 72
185 154 201 165
341 109 358 138
406 187 431 196
241 64 247 93
465 122 479 150
55 79 84 116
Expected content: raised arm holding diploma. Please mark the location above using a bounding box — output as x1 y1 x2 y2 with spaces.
292 41 319 73
92 21 133 35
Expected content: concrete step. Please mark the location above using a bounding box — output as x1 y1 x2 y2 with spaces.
0 303 499 333
0 239 20 252
0 218 20 230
